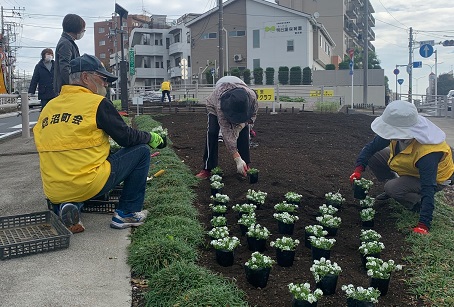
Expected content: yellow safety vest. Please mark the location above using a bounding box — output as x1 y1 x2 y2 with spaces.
33 85 111 203
388 140 454 183
161 81 171 91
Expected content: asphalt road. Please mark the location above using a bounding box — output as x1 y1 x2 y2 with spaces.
0 110 40 139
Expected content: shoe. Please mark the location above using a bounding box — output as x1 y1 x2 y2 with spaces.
196 169 211 179
68 221 85 234
110 209 149 229
375 192 391 201
59 203 80 228
413 222 429 235
218 136 224 142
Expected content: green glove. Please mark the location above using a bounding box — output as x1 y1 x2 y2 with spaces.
148 132 163 149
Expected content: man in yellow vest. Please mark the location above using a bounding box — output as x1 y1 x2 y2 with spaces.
349 100 454 235
160 80 171 103
34 54 165 233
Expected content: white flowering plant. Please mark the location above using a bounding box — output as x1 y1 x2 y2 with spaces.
270 236 300 251
359 196 375 208
210 181 224 190
210 193 230 204
354 178 374 190
305 225 328 237
210 216 227 227
310 257 342 282
360 208 376 222
366 257 403 279
309 236 336 250
246 189 267 204
273 212 300 224
245 251 275 269
237 213 256 227
359 241 385 255
246 223 271 240
288 283 323 303
211 167 224 176
210 236 240 251
360 230 382 242
341 284 380 303
207 226 229 239
285 191 303 203
209 174 223 182
316 214 342 228
232 203 257 214
319 204 339 216
274 201 298 213
209 204 227 214
325 191 345 205
151 125 168 137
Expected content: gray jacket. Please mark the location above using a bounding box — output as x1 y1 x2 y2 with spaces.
54 32 80 94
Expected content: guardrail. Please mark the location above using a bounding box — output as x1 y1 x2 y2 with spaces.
0 93 30 138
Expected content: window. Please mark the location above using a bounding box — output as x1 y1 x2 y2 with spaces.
229 30 246 37
253 59 260 70
175 57 181 67
320 34 322 47
166 60 170 70
174 33 180 43
99 53 106 59
253 30 260 48
188 56 191 67
155 62 160 68
287 40 294 52
99 40 106 46
166 38 170 49
98 27 105 34
201 32 217 39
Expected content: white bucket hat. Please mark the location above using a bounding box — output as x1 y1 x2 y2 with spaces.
371 100 445 144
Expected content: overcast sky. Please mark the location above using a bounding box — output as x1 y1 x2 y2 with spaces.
6 0 454 95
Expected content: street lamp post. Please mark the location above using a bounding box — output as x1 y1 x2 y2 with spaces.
222 27 229 75
413 76 425 95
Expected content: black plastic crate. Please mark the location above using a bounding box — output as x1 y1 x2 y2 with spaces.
82 200 118 214
109 185 123 201
0 211 72 260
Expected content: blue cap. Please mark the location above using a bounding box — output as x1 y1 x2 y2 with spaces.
70 54 117 83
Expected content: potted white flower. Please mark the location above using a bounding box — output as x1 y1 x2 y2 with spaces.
285 191 303 205
244 252 275 288
210 181 224 196
246 223 271 252
210 216 227 228
273 212 299 235
247 168 259 184
304 225 328 249
360 229 382 243
210 236 240 267
237 213 256 236
360 196 375 208
211 166 224 177
270 236 300 267
360 208 376 228
274 201 298 213
353 178 374 200
341 284 380 305
310 257 342 295
288 282 323 306
359 241 385 269
207 226 229 239
232 203 257 218
246 189 267 208
210 193 230 205
209 203 227 217
209 174 223 182
366 257 402 296
316 214 342 236
309 236 336 261
319 204 338 216
325 191 345 208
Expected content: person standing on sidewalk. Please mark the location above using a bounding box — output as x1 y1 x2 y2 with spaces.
196 76 258 179
349 100 454 235
160 80 172 103
28 48 56 110
34 54 165 233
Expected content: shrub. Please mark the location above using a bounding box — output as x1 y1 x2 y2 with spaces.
265 67 275 85
231 68 241 78
243 69 251 85
302 67 312 85
289 66 302 85
253 67 263 85
278 66 289 85
325 64 336 70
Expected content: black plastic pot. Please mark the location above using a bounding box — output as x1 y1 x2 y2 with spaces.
245 266 271 288
278 221 295 235
276 249 295 267
361 219 375 228
292 298 317 307
215 249 234 267
248 172 259 184
311 246 331 261
247 236 267 252
370 277 390 296
353 184 368 200
316 274 338 295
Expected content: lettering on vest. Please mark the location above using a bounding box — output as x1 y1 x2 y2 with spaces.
41 113 83 128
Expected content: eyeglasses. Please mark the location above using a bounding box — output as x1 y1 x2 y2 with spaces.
91 73 108 83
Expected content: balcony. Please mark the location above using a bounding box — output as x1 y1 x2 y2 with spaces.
346 3 358 19
368 41 375 52
169 43 184 56
134 44 166 57
135 67 166 79
345 21 359 36
368 28 375 41
169 66 182 78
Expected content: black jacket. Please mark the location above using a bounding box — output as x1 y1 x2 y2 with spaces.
54 32 80 94
28 60 56 101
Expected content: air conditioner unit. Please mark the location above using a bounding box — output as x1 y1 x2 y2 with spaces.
233 54 242 62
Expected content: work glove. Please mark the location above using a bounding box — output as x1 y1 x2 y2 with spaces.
349 165 365 184
234 156 248 176
250 129 257 138
148 132 164 149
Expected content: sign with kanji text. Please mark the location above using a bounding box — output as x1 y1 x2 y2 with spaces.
310 90 334 97
129 48 135 75
255 88 275 101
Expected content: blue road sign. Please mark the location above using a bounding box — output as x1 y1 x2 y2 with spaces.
419 44 434 58
393 68 400 75
211 68 215 74
413 61 422 68
397 79 404 85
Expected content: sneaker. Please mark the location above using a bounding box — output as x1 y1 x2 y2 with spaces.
68 221 85 234
110 209 149 229
375 192 391 201
218 135 224 142
196 169 211 179
59 203 80 228
413 222 429 235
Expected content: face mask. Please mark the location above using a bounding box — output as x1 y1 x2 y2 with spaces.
44 54 53 62
88 75 107 97
76 31 85 40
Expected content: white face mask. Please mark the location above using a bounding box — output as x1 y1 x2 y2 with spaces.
76 31 85 40
88 75 107 97
44 54 53 62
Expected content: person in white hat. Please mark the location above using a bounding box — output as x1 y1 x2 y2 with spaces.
349 100 454 234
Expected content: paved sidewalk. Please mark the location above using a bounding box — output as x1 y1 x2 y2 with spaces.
0 135 131 307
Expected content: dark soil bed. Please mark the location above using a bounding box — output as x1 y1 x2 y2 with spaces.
145 111 422 306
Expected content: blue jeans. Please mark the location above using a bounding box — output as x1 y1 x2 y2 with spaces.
93 144 151 213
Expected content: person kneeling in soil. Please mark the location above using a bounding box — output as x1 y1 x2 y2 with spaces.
196 76 258 179
34 54 165 233
349 100 454 235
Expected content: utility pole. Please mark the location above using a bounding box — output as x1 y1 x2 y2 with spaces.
408 27 413 102
109 15 120 100
218 0 224 79
115 3 129 112
362 0 369 105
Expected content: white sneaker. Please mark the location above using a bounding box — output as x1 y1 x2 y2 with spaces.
110 209 149 229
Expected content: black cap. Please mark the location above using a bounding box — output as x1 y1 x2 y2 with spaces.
70 54 117 83
220 87 252 124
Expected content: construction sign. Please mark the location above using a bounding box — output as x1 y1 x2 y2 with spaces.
310 90 334 97
0 65 7 94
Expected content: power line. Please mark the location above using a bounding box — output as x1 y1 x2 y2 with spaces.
376 0 408 28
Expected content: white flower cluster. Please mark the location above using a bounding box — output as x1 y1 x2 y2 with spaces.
210 174 223 182
210 216 227 227
359 196 375 208
358 241 385 255
316 214 342 228
109 137 121 149
151 125 168 137
309 236 336 250
310 257 342 282
305 225 328 237
324 191 345 204
246 189 267 204
246 223 271 239
232 203 257 213
210 236 240 251
270 236 300 251
354 178 374 190
210 193 230 204
319 204 339 215
284 191 302 202
288 282 323 302
209 204 227 213
360 208 376 221
208 226 229 239
238 213 256 226
366 257 403 279
245 251 275 269
210 181 224 189
274 201 299 213
341 284 380 303
273 212 300 224
360 229 382 242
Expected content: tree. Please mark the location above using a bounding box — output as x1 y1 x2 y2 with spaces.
265 67 275 85
437 73 454 95
289 66 302 85
231 68 241 78
205 70 213 85
253 67 263 85
338 48 381 70
278 66 289 85
243 69 251 85
325 64 336 70
302 67 312 85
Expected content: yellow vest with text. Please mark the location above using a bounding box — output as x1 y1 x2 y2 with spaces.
161 81 171 91
388 140 454 183
33 85 111 203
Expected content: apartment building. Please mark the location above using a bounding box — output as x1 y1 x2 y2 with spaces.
275 0 376 61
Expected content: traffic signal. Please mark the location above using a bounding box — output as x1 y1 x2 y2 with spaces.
442 40 454 47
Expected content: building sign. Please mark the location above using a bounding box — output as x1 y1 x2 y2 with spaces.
255 88 275 101
264 21 304 36
310 90 334 97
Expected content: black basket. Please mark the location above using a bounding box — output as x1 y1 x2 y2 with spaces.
108 186 123 202
81 200 118 214
0 211 72 260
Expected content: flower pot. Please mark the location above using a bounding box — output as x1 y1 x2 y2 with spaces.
247 236 267 252
251 200 262 210
215 249 234 267
316 273 338 295
370 277 390 296
347 298 375 307
211 211 225 218
323 226 338 237
248 172 259 184
304 231 312 249
361 219 374 228
211 188 222 197
244 266 271 288
276 248 295 267
353 184 368 200
277 221 295 235
361 253 381 270
292 298 317 307
311 246 331 261
213 200 227 206
239 224 248 236
326 200 341 208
